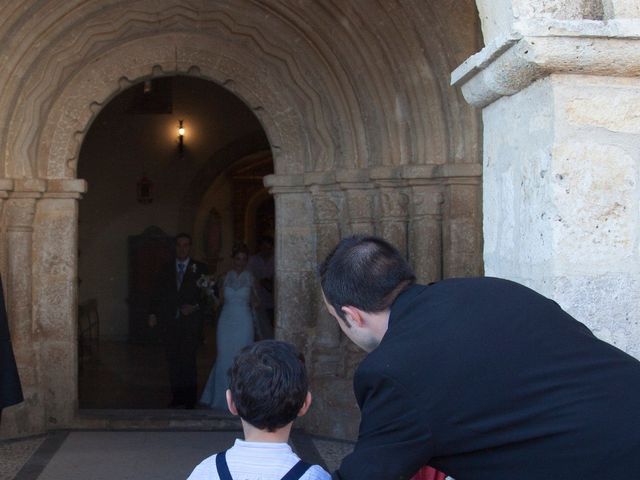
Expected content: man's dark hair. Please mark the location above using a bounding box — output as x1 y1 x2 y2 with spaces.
319 235 416 321
229 340 308 432
175 232 192 244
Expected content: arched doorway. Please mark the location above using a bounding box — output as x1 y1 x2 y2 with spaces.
77 75 273 409
0 1 483 438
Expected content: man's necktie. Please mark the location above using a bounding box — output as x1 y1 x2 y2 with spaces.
177 262 186 289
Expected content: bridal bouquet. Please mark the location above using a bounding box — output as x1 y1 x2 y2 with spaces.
196 274 219 304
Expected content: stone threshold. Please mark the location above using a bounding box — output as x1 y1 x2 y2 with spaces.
70 408 243 431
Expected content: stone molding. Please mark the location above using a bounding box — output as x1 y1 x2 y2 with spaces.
0 179 86 199
452 21 640 108
264 164 482 189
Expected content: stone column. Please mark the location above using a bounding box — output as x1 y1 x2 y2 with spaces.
1 180 45 437
341 171 376 235
376 184 410 256
442 174 483 278
308 185 361 439
409 183 444 284
267 178 317 347
453 15 640 357
32 180 85 429
310 187 343 355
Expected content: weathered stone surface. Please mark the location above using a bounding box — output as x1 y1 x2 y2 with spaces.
560 76 640 134
469 24 640 364
303 375 359 440
551 141 636 272
550 274 640 355
1 0 484 440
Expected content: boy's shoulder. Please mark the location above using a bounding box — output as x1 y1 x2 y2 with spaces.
186 453 219 480
186 450 330 480
303 464 331 479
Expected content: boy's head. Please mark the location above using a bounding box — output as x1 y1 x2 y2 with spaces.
226 340 310 432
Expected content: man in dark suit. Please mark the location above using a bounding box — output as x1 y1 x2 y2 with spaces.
0 276 23 421
320 235 640 480
149 233 207 409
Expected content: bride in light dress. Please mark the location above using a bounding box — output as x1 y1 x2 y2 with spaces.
200 243 259 409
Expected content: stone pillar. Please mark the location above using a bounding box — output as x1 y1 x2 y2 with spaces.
409 183 444 284
32 180 85 429
342 174 375 235
376 184 410 256
442 176 483 278
269 183 316 348
310 187 343 355
308 185 360 440
1 180 45 437
453 16 640 357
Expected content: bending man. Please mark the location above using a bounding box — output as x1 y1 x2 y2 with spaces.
320 235 640 480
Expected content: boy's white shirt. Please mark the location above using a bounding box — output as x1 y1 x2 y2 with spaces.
187 438 330 480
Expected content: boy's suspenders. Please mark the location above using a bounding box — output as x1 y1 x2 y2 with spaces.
215 450 313 480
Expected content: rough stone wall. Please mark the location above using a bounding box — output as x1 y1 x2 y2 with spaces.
0 0 483 438
454 2 640 360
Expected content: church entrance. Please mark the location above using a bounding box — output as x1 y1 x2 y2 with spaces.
77 75 274 409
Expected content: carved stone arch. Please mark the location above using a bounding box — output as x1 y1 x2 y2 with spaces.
35 35 310 180
1 0 479 181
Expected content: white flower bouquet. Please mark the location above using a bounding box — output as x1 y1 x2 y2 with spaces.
196 274 218 301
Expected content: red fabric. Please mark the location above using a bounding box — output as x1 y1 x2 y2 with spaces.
411 466 446 480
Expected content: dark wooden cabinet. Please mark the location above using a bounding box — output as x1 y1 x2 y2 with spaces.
128 226 173 343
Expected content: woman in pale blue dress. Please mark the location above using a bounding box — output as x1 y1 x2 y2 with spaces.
200 244 258 409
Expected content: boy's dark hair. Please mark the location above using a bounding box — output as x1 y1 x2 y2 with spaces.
318 235 416 322
229 340 308 432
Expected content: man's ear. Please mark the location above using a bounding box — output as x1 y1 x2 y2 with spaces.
297 392 313 418
341 305 365 327
226 389 238 416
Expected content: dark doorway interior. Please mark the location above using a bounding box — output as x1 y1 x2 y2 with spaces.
78 76 273 409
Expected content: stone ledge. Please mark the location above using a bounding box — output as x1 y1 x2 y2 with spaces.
453 34 640 108
0 179 87 196
265 164 482 189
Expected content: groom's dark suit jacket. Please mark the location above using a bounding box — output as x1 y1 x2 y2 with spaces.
335 278 640 480
150 258 207 328
150 258 207 406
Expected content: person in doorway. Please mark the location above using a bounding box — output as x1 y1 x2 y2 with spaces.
248 235 275 340
148 233 208 409
319 235 640 480
0 275 23 422
200 243 259 410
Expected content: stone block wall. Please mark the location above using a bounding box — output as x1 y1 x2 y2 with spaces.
453 2 640 359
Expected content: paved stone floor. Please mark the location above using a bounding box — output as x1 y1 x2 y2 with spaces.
0 430 354 480
1 338 355 479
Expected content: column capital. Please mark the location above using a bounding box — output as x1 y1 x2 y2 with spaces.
453 27 640 108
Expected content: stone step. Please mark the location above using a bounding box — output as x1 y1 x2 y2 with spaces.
72 409 242 431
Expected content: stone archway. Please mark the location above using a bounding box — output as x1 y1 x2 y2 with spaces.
0 1 483 438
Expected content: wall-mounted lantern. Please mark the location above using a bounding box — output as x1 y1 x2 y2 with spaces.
178 119 185 155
